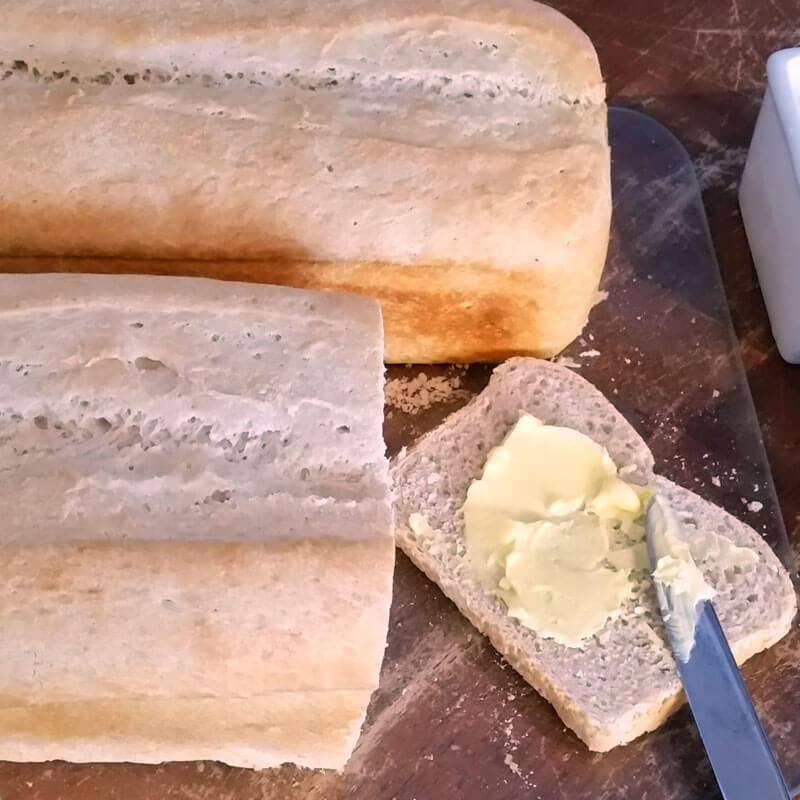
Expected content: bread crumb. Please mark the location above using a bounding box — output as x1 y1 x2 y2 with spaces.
504 753 522 778
553 356 581 369
385 371 468 414
579 349 601 358
747 501 763 513
712 389 720 398
711 476 721 487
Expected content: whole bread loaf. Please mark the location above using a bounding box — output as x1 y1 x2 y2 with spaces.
0 0 610 362
391 359 797 751
0 273 394 769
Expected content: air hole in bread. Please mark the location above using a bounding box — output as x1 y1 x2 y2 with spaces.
134 356 166 371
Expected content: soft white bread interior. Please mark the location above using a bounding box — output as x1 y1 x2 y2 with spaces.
391 358 797 751
0 273 394 769
0 0 610 361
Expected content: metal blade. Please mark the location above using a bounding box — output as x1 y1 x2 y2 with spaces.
674 602 789 800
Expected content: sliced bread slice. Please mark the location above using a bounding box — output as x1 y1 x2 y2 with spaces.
391 357 796 751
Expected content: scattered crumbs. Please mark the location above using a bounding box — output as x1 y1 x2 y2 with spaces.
450 744 461 752
712 389 720 398
385 371 469 414
690 316 696 324
623 357 632 365
588 332 595 341
553 355 581 369
504 753 523 778
579 349 601 358
423 753 434 761
747 500 764 513
731 468 737 475
753 483 760 493
507 693 516 702
711 476 721 487
503 722 519 745
702 453 709 460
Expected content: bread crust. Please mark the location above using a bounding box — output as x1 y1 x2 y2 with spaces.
0 273 394 768
0 0 609 361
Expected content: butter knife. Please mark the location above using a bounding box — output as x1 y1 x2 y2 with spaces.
645 495 790 800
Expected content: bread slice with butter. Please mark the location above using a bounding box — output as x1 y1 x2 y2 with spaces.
391 358 797 751
0 273 394 769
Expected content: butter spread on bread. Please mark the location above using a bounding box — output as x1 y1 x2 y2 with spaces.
460 414 650 646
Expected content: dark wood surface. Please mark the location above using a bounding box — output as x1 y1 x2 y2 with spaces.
2 3 800 798
562 0 800 556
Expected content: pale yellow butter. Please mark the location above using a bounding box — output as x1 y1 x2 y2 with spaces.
463 414 650 647
647 495 716 661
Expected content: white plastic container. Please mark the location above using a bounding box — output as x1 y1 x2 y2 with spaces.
739 48 800 363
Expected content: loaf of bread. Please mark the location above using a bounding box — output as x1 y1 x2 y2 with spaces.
0 273 394 769
391 359 796 751
0 0 610 362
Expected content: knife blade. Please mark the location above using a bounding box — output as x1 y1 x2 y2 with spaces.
645 495 790 800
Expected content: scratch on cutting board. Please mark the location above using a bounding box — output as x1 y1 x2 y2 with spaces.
347 631 475 775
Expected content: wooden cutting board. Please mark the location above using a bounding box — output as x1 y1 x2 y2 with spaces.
0 109 797 800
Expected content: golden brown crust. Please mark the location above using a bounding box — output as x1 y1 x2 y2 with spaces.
0 692 373 768
0 243 609 362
